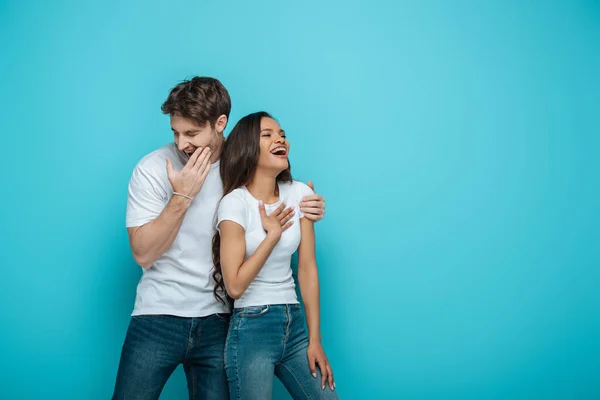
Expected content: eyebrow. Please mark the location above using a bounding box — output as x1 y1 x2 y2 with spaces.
260 128 286 134
171 127 201 134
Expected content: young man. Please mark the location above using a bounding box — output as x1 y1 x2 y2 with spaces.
112 77 326 400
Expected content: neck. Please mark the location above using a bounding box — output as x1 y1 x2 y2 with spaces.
211 133 225 163
246 170 279 204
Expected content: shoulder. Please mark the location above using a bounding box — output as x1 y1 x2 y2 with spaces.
220 188 249 209
217 188 250 228
290 180 314 197
133 143 176 175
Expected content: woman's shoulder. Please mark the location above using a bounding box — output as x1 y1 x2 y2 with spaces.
289 180 314 197
220 187 249 207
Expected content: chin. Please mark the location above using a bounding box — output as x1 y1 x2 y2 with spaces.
276 161 289 172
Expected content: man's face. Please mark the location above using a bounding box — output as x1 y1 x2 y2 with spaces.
171 114 222 159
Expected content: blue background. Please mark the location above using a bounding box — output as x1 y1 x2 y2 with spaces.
1 0 599 398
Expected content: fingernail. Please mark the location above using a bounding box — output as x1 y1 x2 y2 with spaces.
312 373 317 378
322 385 325 390
259 200 264 206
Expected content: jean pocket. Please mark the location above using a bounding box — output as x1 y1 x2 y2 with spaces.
214 312 231 321
238 305 270 317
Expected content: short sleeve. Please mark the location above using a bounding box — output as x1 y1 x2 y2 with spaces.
216 192 248 231
294 181 315 218
125 165 169 228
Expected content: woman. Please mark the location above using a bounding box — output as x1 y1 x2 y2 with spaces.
212 112 338 399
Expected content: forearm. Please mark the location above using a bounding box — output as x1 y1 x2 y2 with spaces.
298 264 322 343
129 196 191 268
225 233 279 299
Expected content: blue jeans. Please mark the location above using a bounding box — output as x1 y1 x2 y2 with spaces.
113 314 230 400
225 304 339 400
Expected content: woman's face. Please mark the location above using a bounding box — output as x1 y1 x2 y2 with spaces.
257 117 289 173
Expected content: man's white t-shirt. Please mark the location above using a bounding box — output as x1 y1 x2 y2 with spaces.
126 143 229 317
216 181 314 309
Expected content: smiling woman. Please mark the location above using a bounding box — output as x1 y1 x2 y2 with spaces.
212 112 339 399
3 0 599 398
260 117 290 172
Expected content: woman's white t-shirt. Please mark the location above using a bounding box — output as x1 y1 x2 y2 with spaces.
216 181 314 308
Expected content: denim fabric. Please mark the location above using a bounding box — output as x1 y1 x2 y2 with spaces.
225 304 338 400
113 313 230 400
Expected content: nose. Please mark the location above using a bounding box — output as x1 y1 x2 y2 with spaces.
177 136 188 151
275 134 285 143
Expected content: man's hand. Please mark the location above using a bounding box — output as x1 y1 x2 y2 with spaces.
166 147 212 199
300 181 326 222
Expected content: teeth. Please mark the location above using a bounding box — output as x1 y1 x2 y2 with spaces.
271 147 286 154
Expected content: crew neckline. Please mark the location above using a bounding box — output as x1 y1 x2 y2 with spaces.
243 183 282 207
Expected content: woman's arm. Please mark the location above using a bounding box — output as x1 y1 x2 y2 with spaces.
219 220 279 299
297 217 335 391
219 201 293 299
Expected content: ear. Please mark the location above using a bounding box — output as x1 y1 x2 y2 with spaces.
216 114 228 134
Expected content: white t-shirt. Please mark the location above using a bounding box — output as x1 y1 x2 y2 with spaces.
126 143 229 317
216 181 314 308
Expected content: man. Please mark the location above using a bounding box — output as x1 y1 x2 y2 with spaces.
113 77 326 399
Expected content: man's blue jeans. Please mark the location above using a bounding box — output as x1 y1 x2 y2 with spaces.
112 313 230 400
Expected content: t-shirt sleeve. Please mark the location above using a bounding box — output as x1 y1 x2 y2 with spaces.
294 181 315 218
125 164 169 228
216 192 247 231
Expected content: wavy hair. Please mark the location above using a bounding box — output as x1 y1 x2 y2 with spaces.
212 112 292 305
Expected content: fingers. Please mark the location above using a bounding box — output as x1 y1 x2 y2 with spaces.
199 158 211 181
166 158 175 177
276 205 293 221
300 194 324 204
272 202 286 217
326 363 334 390
186 147 203 168
280 208 295 226
317 359 328 391
299 200 325 210
308 354 317 378
258 200 267 219
299 207 324 216
193 147 211 170
281 220 294 232
196 152 211 176
270 203 295 224
307 180 315 191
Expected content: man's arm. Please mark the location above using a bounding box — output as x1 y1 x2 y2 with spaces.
128 147 211 269
299 181 326 222
128 195 191 269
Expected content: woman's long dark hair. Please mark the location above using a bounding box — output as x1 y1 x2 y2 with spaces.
212 111 293 305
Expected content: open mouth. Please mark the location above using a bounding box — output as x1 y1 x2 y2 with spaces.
270 146 287 157
183 148 197 158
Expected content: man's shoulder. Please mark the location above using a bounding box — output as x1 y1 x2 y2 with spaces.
135 143 177 173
